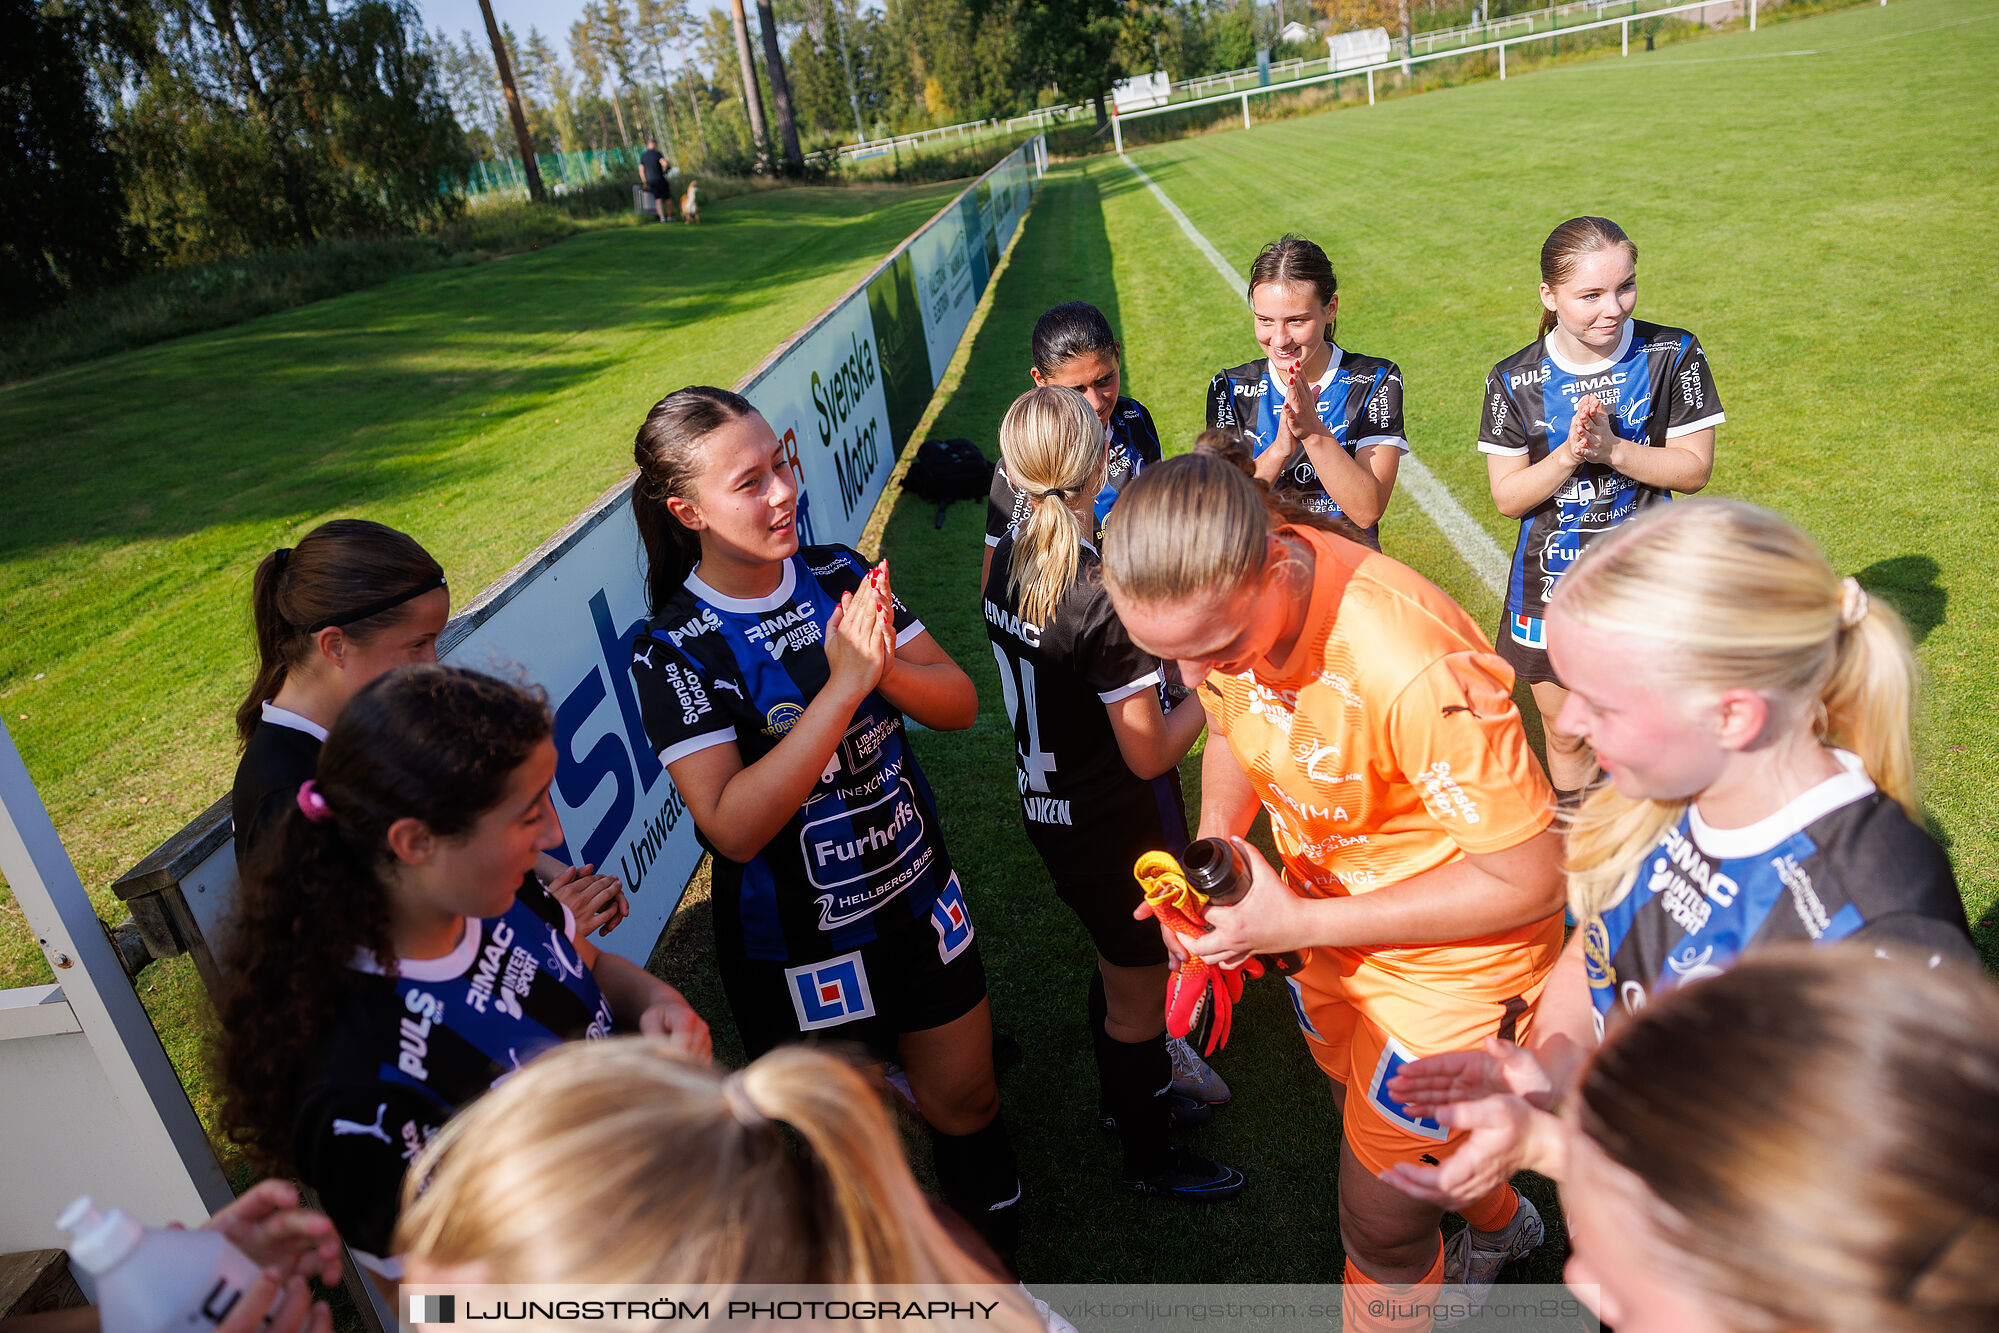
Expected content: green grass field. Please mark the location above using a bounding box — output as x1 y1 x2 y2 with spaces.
3 0 1995 1292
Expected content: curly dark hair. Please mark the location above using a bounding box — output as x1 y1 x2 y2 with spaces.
215 663 552 1176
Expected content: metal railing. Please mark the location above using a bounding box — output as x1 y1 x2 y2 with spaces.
1111 0 1802 152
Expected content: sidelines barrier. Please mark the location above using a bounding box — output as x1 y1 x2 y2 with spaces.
107 134 1050 990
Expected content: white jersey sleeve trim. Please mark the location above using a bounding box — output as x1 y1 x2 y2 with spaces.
984 533 1002 548
1098 671 1163 704
1477 439 1530 457
895 619 927 648
351 1248 402 1280
1351 433 1409 455
658 729 737 766
1664 411 1725 438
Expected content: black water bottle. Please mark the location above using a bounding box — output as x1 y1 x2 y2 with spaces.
1177 838 1307 975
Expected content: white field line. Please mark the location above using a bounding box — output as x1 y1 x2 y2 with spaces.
1120 154 1511 596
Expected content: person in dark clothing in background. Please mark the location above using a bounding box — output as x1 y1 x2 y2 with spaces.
640 138 672 223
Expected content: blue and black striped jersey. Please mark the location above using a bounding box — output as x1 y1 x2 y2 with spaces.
631 545 957 965
1479 320 1723 646
295 878 610 1260
987 396 1162 548
1205 347 1407 541
1583 751 1972 1043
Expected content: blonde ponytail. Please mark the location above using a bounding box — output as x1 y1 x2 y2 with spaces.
1554 499 1922 917
395 1038 1034 1305
999 386 1103 627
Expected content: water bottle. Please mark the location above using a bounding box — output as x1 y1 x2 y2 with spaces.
57 1196 272 1333
1177 837 1308 975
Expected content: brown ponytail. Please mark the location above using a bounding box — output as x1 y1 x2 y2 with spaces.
633 386 756 615
236 520 443 743
1537 216 1637 338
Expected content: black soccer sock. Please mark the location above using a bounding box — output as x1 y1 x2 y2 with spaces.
1090 968 1172 1175
930 1118 1021 1274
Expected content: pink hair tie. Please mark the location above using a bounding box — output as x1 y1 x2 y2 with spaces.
296 780 332 823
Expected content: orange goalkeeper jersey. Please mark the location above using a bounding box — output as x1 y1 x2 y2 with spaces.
1197 527 1561 996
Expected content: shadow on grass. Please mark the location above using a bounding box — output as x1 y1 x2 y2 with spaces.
1855 554 1945 646
0 188 953 567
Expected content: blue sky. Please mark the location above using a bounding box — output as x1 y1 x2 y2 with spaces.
416 0 733 72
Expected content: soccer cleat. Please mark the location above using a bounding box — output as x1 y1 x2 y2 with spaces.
1095 1092 1215 1134
1120 1144 1246 1202
1168 1036 1232 1104
1435 1192 1546 1327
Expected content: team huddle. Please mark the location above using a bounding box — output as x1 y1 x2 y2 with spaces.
207 219 1993 1333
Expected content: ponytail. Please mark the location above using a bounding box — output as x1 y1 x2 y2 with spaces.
395 1039 1033 1298
633 386 755 615
1553 500 1923 917
1537 215 1637 340
1822 589 1918 817
998 386 1102 627
236 520 444 743
217 665 552 1176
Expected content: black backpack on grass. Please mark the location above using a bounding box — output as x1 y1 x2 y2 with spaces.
901 436 993 529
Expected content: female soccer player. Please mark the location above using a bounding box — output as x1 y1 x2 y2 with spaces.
1382 500 1974 1315
395 1038 1045 1323
216 665 709 1274
982 302 1163 590
231 519 626 936
1101 455 1566 1333
625 386 1021 1267
1205 235 1407 549
1478 215 1724 799
982 387 1238 1202
1553 954 1997 1333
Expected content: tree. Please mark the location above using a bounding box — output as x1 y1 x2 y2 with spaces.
632 0 686 158
477 0 544 200
571 10 630 149
726 0 770 169
1009 0 1127 127
1 0 135 318
753 0 804 172
523 27 581 154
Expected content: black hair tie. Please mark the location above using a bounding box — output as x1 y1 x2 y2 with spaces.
307 577 447 633
272 547 293 572
1037 487 1069 501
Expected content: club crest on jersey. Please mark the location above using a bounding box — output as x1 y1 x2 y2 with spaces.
929 874 974 963
765 701 806 737
785 951 876 1031
1509 614 1546 649
1367 1036 1450 1142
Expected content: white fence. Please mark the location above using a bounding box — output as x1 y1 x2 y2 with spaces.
1111 0 1798 151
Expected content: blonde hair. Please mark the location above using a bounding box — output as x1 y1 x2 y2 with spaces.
998 386 1104 627
1557 499 1918 916
1580 950 1999 1333
1101 452 1271 608
393 1038 1029 1299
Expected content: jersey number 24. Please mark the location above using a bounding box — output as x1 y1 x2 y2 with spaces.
990 645 1056 793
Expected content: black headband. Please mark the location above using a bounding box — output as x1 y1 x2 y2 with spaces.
307 577 446 633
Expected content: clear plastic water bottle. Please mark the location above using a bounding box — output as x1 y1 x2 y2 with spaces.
57 1196 271 1333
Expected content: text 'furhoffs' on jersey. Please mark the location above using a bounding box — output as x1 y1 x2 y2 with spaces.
1479 320 1724 644
631 545 961 965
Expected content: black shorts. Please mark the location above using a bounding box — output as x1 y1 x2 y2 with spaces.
1494 615 1564 687
643 176 669 200
718 876 989 1061
1031 825 1181 970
